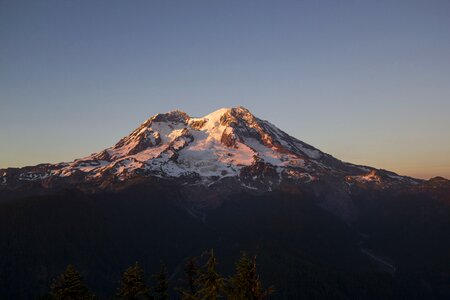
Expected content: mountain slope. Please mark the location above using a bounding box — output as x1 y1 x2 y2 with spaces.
0 107 421 200
0 107 449 299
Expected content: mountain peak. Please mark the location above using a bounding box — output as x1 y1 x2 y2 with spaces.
0 106 416 193
150 110 190 124
142 106 253 127
198 106 252 121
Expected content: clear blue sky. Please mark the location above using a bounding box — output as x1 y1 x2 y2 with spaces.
1 0 449 179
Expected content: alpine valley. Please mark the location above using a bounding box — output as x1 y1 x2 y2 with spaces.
1 107 449 299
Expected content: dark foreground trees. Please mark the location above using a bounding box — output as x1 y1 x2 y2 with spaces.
153 264 169 300
183 249 225 300
48 250 272 299
50 264 94 300
227 253 273 300
180 250 273 300
116 262 151 300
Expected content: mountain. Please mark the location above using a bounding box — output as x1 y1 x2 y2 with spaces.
0 107 423 211
0 107 449 299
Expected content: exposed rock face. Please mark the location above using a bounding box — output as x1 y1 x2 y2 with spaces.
1 106 448 219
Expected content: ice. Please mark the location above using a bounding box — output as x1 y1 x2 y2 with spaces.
8 107 407 188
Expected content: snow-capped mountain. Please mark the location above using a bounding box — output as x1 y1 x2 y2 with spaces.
0 106 420 195
1 107 450 300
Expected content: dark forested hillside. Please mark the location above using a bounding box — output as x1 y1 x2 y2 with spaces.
0 181 449 299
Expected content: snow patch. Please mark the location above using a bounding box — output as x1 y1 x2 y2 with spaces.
6 107 375 187
295 142 321 159
19 172 51 181
241 183 258 190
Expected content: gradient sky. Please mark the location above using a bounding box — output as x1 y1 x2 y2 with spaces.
1 0 449 179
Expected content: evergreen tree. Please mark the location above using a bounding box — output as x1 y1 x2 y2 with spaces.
179 258 198 300
153 264 169 300
227 252 273 300
194 249 225 300
51 264 94 300
116 262 151 300
185 258 198 295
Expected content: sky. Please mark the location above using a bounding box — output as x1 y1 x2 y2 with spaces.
1 0 449 179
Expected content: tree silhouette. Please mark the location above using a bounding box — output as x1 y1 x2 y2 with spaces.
116 262 151 300
51 264 94 300
45 250 275 299
194 249 225 300
186 258 198 295
153 264 169 300
227 252 273 300
179 258 198 300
